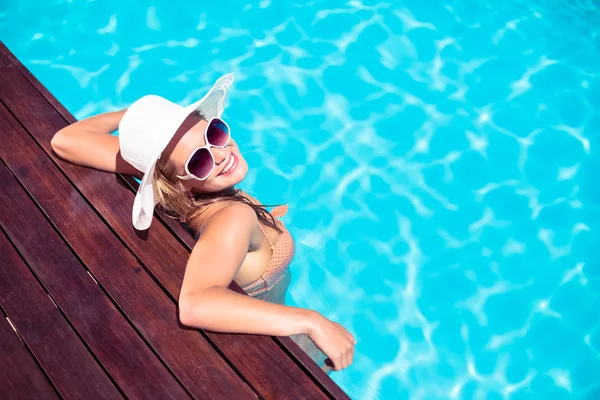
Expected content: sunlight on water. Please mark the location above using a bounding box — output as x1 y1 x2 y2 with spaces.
2 0 600 398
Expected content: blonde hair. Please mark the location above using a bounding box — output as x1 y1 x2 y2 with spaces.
152 156 283 237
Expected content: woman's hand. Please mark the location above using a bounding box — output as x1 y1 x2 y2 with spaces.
306 313 356 371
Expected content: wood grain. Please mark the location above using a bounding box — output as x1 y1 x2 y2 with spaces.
0 304 59 399
0 103 254 399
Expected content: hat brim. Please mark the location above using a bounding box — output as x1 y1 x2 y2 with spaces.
184 73 234 120
132 155 160 230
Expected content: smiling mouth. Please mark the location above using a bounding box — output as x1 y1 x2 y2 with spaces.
218 153 238 176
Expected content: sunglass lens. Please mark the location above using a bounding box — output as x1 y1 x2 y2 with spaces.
188 148 214 179
207 118 230 146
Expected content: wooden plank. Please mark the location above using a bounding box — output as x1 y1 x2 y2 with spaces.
0 227 121 398
2 40 347 400
0 310 59 399
0 159 187 399
0 42 344 399
0 105 255 398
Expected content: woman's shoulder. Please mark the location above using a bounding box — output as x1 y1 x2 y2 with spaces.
188 200 256 238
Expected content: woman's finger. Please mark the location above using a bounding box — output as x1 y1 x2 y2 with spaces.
342 350 350 370
334 354 344 371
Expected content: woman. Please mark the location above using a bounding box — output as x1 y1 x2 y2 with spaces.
50 73 355 371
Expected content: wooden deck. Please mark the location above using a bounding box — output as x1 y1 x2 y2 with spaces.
0 41 349 400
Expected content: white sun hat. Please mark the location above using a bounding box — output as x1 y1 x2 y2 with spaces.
118 73 234 231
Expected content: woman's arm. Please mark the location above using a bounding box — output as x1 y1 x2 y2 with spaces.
179 203 355 370
50 109 143 178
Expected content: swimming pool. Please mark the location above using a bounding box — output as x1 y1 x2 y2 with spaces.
2 0 599 398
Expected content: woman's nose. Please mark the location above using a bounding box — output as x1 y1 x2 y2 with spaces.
211 147 229 164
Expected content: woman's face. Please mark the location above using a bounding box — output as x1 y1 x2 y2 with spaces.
163 113 248 193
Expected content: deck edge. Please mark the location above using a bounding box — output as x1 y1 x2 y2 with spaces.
0 40 350 400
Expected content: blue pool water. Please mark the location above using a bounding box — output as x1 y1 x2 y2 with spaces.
2 1 600 398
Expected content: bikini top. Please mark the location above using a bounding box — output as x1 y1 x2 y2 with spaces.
241 204 295 297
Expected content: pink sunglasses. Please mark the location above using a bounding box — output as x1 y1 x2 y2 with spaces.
176 117 231 181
